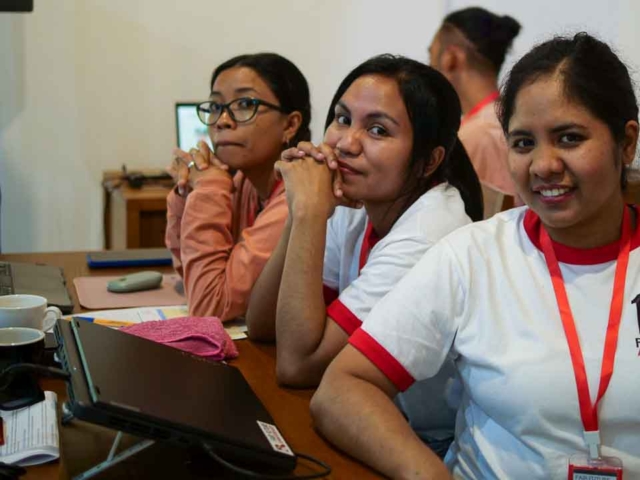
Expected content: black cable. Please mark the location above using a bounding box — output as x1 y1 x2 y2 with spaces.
202 443 331 479
0 364 70 391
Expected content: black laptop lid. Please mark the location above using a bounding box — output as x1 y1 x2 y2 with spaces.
66 319 296 471
1 262 74 313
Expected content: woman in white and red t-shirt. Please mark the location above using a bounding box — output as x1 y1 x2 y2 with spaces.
311 33 640 480
246 55 483 456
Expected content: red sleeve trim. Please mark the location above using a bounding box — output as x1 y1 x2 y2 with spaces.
327 299 362 335
323 285 339 306
349 328 415 392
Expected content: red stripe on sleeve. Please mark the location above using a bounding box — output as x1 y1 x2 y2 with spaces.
327 299 362 335
349 328 415 391
323 285 339 305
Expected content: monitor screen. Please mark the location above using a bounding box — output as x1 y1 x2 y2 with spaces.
175 103 212 151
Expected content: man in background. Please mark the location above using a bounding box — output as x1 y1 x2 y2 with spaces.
429 7 521 217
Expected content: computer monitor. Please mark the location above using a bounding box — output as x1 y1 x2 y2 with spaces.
175 102 212 151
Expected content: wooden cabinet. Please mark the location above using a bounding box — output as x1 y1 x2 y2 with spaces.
103 171 172 249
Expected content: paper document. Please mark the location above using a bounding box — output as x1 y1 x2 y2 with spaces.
72 305 189 323
68 306 248 340
220 318 248 341
0 391 59 466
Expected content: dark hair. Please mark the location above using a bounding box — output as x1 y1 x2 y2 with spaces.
442 7 520 74
324 54 483 222
498 32 639 189
210 53 311 146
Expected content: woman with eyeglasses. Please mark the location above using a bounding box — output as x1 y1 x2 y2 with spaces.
165 53 311 320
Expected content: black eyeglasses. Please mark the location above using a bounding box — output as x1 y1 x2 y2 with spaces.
196 97 285 125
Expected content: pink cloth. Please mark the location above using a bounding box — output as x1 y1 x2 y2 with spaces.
121 316 238 361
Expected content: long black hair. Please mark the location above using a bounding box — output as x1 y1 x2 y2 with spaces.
498 33 638 189
325 54 483 222
210 53 312 146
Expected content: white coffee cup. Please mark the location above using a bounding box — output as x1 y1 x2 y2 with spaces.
0 295 62 331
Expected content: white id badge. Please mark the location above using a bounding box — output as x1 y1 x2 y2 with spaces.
568 454 623 479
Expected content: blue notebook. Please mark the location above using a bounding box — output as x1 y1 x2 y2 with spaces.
86 249 173 268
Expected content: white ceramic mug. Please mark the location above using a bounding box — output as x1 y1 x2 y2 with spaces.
0 295 61 331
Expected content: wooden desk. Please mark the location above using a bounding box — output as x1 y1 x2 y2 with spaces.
0 252 381 479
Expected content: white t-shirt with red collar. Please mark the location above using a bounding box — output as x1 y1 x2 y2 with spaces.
351 206 640 479
322 182 471 334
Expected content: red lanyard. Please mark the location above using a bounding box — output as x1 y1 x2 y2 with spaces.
461 90 499 125
358 221 380 273
540 207 632 457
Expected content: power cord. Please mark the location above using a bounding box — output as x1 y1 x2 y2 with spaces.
0 364 70 391
202 443 331 479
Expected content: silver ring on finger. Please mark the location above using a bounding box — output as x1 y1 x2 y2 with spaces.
187 160 196 170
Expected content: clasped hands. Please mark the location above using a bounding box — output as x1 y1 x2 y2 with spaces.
275 142 362 220
166 141 230 196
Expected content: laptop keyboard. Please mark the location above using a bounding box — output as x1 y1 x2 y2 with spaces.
0 263 14 296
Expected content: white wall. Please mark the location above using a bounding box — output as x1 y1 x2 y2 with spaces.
0 0 444 253
1 0 639 252
1 2 91 253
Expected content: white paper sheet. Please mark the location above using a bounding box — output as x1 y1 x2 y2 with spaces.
0 391 59 466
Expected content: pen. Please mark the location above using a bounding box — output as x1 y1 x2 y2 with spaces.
74 316 134 328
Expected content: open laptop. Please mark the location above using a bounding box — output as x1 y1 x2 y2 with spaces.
0 262 74 314
54 318 297 472
175 102 212 152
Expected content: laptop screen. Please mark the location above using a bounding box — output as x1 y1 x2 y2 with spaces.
175 102 212 151
0 262 74 313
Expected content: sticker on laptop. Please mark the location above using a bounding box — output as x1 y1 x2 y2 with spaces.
257 421 294 456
